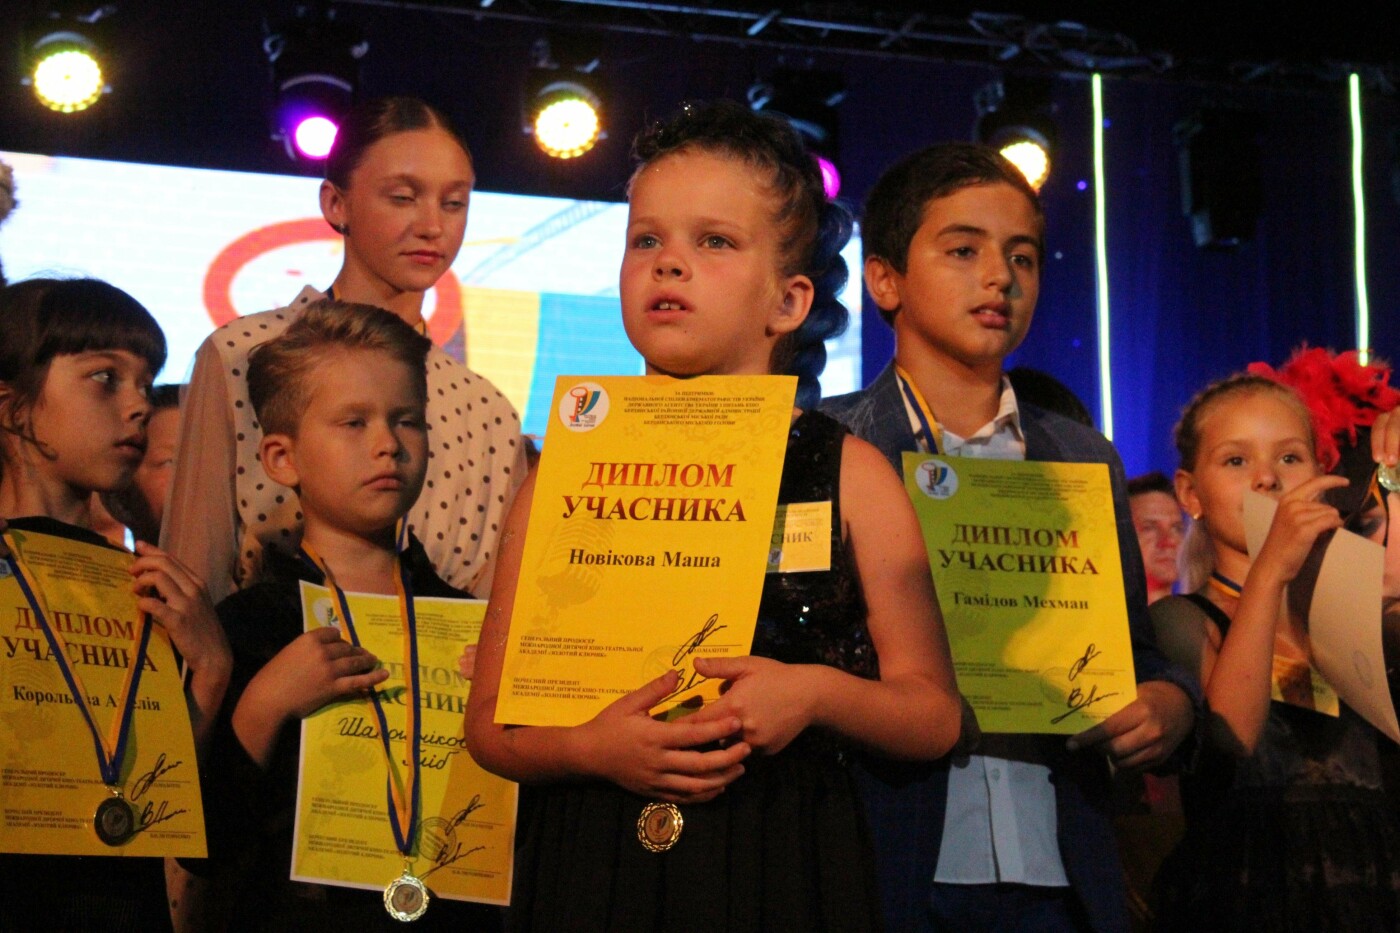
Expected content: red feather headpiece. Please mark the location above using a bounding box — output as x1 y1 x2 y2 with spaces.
1247 347 1400 471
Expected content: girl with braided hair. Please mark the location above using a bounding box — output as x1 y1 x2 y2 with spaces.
466 100 960 931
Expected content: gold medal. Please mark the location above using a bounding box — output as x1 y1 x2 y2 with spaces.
383 868 430 922
637 802 683 852
94 792 135 847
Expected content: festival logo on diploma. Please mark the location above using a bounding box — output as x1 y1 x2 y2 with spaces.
916 459 959 499
559 382 609 432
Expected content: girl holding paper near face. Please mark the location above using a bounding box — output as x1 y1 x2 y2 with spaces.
1151 368 1400 931
464 100 961 931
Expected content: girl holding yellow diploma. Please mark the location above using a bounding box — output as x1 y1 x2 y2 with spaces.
1151 372 1400 929
465 101 962 930
0 278 232 931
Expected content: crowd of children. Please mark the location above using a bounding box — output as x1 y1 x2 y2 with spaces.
1 92 1397 933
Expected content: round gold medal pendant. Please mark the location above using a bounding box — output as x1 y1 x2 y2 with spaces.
637 802 683 852
94 793 136 847
384 869 430 922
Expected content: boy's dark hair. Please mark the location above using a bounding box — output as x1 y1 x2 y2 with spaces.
631 99 852 409
0 278 166 425
1127 471 1174 498
863 143 1044 325
324 96 472 191
247 299 432 438
149 383 182 412
1006 366 1093 428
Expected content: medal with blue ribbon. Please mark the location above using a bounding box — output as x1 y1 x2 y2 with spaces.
299 521 430 921
2 530 153 847
895 364 945 455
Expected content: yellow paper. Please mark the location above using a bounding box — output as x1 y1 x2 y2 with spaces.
1270 655 1340 716
496 375 795 726
903 455 1138 733
766 502 833 574
292 584 516 905
0 527 205 856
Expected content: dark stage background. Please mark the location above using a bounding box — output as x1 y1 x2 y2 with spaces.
2 1 1397 476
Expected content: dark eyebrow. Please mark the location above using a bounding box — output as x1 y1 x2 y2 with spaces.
935 225 1044 255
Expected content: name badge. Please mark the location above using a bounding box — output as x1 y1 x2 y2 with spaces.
766 502 832 574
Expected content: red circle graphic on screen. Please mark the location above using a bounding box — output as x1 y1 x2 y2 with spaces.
202 218 463 346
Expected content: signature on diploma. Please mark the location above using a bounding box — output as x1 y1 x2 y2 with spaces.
128 753 190 834
1050 643 1119 725
421 795 488 880
130 752 182 801
661 614 728 705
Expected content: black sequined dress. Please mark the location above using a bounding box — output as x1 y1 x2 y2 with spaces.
1154 594 1400 932
508 411 882 932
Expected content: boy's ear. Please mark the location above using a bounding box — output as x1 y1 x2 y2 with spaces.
767 274 814 338
319 180 346 234
864 257 903 315
259 434 301 489
1174 468 1201 521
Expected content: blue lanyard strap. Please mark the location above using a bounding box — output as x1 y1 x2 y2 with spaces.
299 529 422 858
2 533 153 788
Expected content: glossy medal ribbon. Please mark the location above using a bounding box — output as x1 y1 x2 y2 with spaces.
300 523 429 922
895 364 946 455
2 531 153 847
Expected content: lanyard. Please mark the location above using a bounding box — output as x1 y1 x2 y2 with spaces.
895 364 945 455
1207 571 1243 600
2 531 153 788
299 524 422 860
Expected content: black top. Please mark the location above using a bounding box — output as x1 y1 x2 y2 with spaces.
201 535 499 932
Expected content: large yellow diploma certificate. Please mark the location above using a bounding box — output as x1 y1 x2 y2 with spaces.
292 584 516 905
495 375 796 726
0 526 206 856
903 455 1138 733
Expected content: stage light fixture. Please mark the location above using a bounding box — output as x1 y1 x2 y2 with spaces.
1173 109 1262 249
24 22 108 114
748 70 846 200
265 12 366 162
530 81 602 159
524 38 605 160
975 77 1057 191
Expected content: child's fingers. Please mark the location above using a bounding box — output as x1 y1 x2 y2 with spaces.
661 713 745 749
327 650 380 678
338 668 390 694
605 670 681 717
1283 474 1350 502
130 547 204 600
1372 411 1400 466
654 762 747 802
663 742 750 777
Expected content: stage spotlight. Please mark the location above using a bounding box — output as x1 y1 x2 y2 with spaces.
529 81 602 159
749 70 845 199
265 12 366 162
25 27 107 113
524 38 605 160
975 77 1057 191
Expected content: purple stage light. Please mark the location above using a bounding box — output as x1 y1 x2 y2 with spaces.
293 116 338 159
817 155 841 200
